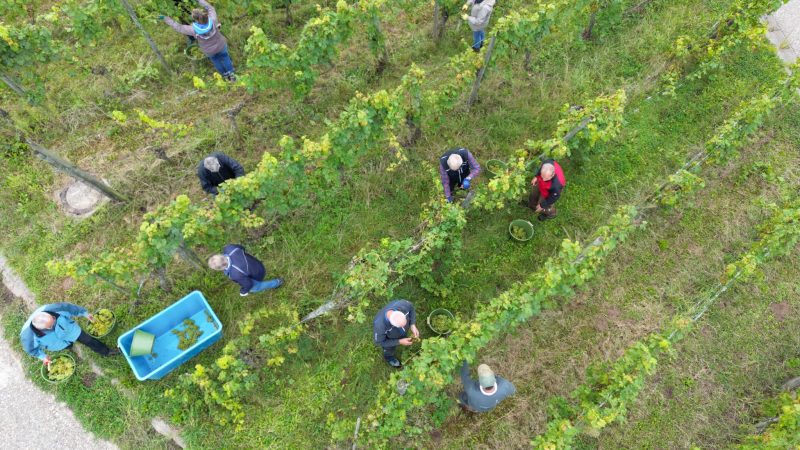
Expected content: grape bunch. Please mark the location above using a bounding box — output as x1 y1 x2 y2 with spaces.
172 319 204 350
47 355 75 381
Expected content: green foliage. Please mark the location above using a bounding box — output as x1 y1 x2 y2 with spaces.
493 0 569 60
473 89 626 211
243 0 388 97
663 0 790 91
164 305 303 431
0 22 59 70
358 206 641 443
343 197 467 323
739 392 800 449
658 169 705 207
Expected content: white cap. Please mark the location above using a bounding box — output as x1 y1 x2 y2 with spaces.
447 154 463 171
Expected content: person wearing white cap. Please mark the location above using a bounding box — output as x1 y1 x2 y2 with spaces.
439 148 482 203
458 360 516 412
373 300 419 368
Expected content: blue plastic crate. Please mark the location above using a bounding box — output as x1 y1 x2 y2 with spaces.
118 291 223 381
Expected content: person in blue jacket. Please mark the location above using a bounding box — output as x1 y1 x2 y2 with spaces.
208 244 284 296
20 302 119 365
373 299 419 368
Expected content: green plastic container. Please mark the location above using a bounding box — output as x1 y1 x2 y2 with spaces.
509 219 534 242
41 353 75 384
130 329 156 357
427 308 455 336
485 159 507 178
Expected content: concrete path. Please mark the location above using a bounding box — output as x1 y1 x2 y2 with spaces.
0 333 118 450
766 0 800 63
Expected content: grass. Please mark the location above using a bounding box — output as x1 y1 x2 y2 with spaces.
1 0 799 448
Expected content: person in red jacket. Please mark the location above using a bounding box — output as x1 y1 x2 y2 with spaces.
528 159 565 221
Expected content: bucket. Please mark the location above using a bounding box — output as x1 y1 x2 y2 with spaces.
509 219 534 242
130 329 156 357
41 353 76 384
184 44 204 61
86 309 116 338
485 159 507 178
427 308 455 336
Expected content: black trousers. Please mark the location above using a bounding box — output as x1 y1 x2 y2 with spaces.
73 330 113 356
383 346 398 362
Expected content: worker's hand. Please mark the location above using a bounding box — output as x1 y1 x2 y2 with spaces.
535 205 543 213
87 313 96 322
43 356 51 366
531 178 538 186
462 178 471 189
399 338 414 346
462 3 469 11
410 324 420 338
461 13 469 21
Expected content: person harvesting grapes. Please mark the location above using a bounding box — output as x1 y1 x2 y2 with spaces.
458 361 516 412
208 244 284 296
197 152 245 196
528 159 566 221
373 300 419 368
439 148 482 203
160 0 237 81
462 0 497 52
20 302 119 366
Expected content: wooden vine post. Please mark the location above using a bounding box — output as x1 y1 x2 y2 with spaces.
25 138 129 202
0 73 27 98
468 35 497 108
118 0 172 73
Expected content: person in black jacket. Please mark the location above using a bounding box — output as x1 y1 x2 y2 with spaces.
373 299 419 368
197 152 245 196
439 148 481 203
208 244 283 296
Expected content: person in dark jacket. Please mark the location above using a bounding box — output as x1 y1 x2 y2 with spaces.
208 244 283 296
458 361 516 412
439 148 482 203
528 159 566 221
373 300 419 368
20 303 119 365
197 152 245 196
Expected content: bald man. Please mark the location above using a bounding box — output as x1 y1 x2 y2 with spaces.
529 159 566 221
373 299 419 368
20 302 119 365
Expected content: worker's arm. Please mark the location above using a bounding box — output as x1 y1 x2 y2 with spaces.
198 168 219 195
540 179 563 208
49 302 89 318
220 154 246 177
373 318 401 348
439 162 452 200
460 360 471 386
163 17 195 36
405 302 417 326
464 150 481 179
468 6 490 27
20 328 46 360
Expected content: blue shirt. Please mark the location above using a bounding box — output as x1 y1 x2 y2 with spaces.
20 303 88 360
